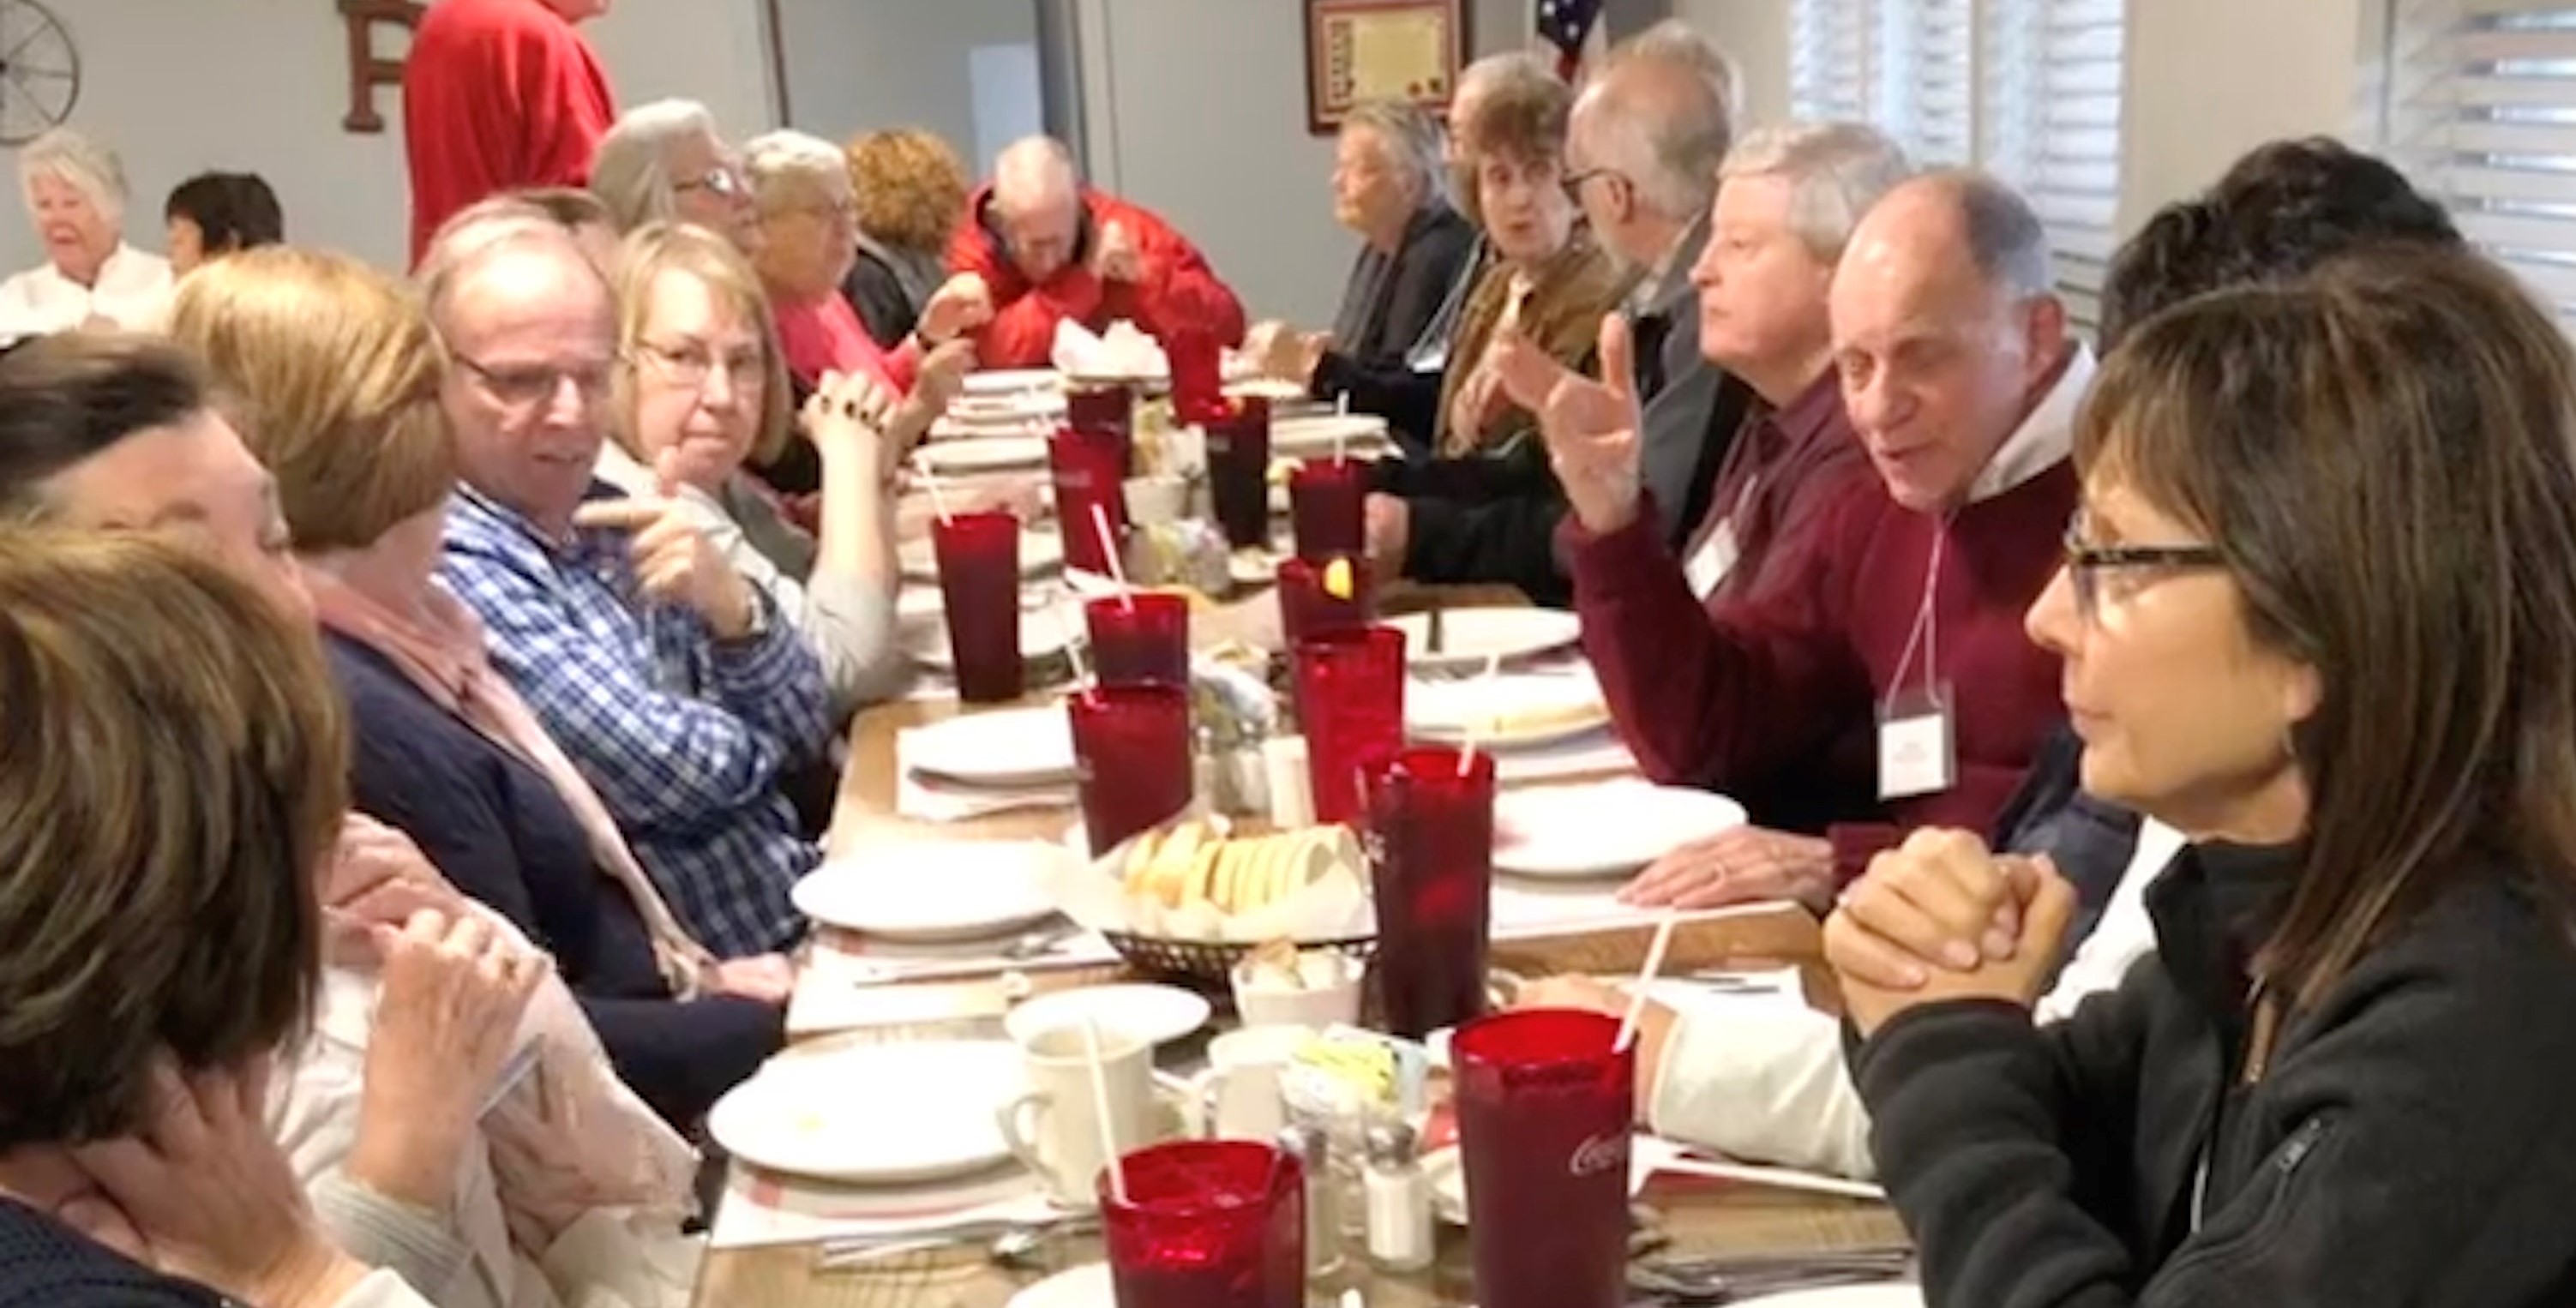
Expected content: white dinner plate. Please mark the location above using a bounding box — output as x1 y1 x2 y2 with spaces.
917 435 1050 475
1385 607 1583 674
1006 1263 1113 1308
1492 779 1748 879
898 529 1066 583
963 368 1061 396
901 602 1084 677
1408 670 1610 750
1270 413 1390 457
905 705 1079 788
1733 1288 1921 1308
706 1040 1024 1185
792 842 1070 941
1222 376 1306 403
1005 983 1212 1049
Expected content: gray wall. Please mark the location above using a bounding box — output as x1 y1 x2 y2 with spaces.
772 0 1043 162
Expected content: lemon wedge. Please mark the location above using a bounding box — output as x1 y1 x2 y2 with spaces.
1322 556 1355 600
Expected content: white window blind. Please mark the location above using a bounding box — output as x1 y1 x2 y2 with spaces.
2380 1 2576 319
1788 0 2128 327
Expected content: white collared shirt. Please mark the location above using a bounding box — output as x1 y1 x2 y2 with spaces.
1965 342 2098 505
0 242 174 339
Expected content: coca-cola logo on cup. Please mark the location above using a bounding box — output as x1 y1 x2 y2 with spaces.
1570 1131 1629 1179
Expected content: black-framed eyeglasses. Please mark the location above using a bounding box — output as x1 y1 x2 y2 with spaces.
453 353 616 410
2063 524 2225 624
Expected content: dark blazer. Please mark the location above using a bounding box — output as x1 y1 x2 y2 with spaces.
326 633 783 1128
842 244 920 350
1311 225 1487 457
1327 203 1478 376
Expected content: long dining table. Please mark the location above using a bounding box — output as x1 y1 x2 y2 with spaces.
687 589 1908 1307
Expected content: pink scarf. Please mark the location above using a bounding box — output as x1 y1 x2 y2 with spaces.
325 816 699 1251
302 567 718 995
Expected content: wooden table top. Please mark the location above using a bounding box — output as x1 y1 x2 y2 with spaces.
693 590 1906 1307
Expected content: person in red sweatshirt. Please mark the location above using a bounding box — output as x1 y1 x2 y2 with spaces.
1543 169 2087 910
403 0 616 267
946 136 1246 369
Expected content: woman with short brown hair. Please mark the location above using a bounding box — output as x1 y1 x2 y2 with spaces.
1825 248 2576 1304
0 528 429 1308
842 126 973 348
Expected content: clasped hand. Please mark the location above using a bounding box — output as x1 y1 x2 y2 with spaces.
1824 829 2076 1037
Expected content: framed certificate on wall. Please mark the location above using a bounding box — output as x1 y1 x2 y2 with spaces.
1305 0 1469 135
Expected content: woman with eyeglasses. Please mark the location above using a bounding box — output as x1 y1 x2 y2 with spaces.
600 222 907 717
741 130 983 447
588 99 763 255
1822 248 2576 1305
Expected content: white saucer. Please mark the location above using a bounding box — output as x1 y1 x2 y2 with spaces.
905 705 1079 789
963 368 1061 396
1493 780 1747 879
1386 608 1582 674
706 1040 1023 1185
918 435 1049 475
1005 983 1212 1048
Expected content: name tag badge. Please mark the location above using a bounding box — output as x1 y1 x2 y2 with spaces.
1683 521 1740 601
1878 683 1958 801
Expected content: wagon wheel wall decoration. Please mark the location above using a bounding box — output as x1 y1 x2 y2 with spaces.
0 0 78 147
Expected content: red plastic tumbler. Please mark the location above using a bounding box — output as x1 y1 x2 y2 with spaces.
1453 1008 1635 1308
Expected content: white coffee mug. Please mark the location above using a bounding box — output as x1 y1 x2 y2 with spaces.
997 1023 1157 1209
1181 1026 1301 1141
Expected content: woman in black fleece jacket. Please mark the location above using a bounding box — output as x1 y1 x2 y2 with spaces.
1819 247 2576 1305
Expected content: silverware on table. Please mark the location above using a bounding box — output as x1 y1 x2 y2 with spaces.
812 1213 1099 1270
1627 1247 1915 1305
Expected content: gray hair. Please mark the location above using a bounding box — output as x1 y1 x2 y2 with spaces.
742 129 850 215
1578 26 1739 222
416 202 601 337
1616 20 1744 131
1720 123 1913 264
590 99 722 232
1339 99 1450 210
991 135 1080 216
18 128 129 225
1928 168 2055 298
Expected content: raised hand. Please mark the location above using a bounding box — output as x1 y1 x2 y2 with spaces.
919 273 994 343
1535 314 1648 534
1093 219 1143 283
570 448 761 639
802 369 899 478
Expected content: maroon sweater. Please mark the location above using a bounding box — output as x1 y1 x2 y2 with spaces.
1568 453 2074 878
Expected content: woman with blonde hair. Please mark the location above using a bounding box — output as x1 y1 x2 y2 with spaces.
842 126 975 349
165 254 744 1306
1823 249 2576 1302
600 221 907 715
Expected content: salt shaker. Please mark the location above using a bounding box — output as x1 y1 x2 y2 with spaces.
1277 1122 1343 1278
1362 1121 1435 1273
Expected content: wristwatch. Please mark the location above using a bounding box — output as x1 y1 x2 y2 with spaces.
723 583 773 644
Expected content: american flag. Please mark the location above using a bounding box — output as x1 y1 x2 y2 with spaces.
1536 0 1605 81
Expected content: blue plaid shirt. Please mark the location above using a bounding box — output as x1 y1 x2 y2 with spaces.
441 483 831 957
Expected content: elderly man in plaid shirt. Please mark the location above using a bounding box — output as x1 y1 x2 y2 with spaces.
422 210 832 957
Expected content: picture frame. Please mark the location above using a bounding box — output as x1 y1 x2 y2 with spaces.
1304 0 1469 135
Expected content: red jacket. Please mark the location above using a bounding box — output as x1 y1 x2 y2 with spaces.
1566 387 2073 879
946 186 1246 369
403 0 615 267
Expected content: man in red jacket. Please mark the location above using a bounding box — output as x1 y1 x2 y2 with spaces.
403 0 616 267
947 136 1246 369
1542 169 2087 910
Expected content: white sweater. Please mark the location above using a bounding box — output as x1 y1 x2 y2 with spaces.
0 243 171 338
1646 818 2186 1180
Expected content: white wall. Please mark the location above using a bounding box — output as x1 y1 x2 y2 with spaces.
772 0 1041 160
5 0 770 273
1674 0 1791 126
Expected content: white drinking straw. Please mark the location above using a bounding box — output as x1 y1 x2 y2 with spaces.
1090 502 1134 611
1081 1017 1130 1205
1614 911 1680 1053
916 455 953 525
1058 602 1090 687
1456 651 1503 779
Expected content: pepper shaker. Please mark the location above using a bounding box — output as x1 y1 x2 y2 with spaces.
1277 1122 1343 1278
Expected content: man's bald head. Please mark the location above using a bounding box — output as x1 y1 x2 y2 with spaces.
1829 170 2071 512
1570 39 1732 237
988 135 1085 281
423 222 616 537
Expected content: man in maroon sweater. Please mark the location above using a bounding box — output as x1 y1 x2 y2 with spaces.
403 0 616 267
1545 170 2088 908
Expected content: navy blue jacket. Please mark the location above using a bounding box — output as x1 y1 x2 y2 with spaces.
326 633 782 1127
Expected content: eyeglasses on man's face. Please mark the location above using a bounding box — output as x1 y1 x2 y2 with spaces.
453 353 616 411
